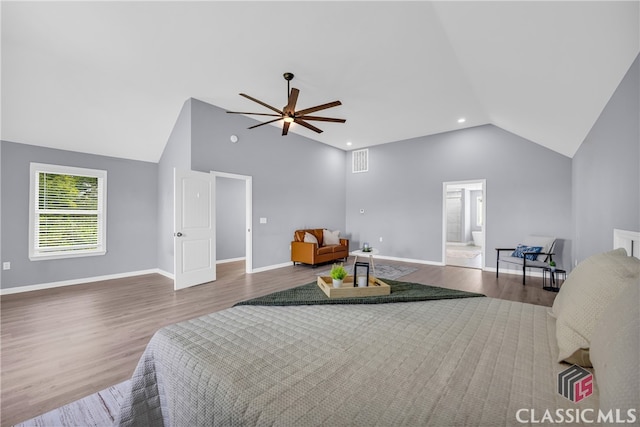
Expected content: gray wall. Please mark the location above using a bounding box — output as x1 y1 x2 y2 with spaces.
1 141 158 289
3 55 635 287
157 100 192 274
346 125 573 269
216 176 246 260
189 99 347 269
572 54 640 263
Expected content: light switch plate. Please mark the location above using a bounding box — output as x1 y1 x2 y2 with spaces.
260 217 267 224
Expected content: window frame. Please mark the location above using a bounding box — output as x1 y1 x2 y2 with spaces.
29 163 107 261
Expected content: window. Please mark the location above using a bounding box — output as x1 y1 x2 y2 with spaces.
29 163 107 260
476 196 483 227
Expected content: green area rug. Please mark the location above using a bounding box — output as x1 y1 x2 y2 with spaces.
234 279 484 307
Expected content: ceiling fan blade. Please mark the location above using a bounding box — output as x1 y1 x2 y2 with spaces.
239 93 283 115
284 88 299 115
295 100 342 116
282 121 291 136
247 117 283 130
227 111 282 117
294 118 323 134
296 115 346 123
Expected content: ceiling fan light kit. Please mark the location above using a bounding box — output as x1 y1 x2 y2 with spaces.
227 72 345 136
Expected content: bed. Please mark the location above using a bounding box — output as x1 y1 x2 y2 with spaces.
116 230 639 426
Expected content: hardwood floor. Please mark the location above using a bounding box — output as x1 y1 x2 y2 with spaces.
0 259 557 426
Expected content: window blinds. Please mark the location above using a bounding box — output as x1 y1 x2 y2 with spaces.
30 164 106 259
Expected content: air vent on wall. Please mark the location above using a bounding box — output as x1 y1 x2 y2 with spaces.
352 149 369 173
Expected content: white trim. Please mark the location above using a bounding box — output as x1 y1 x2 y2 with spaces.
613 228 640 259
157 269 174 280
0 269 164 295
211 171 253 274
349 252 445 266
442 179 486 269
485 266 546 278
29 162 107 261
251 261 292 273
217 257 246 264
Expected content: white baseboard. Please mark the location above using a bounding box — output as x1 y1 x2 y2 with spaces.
350 252 445 267
156 269 174 280
0 269 166 295
216 257 246 264
485 266 545 278
3 261 541 296
251 261 292 273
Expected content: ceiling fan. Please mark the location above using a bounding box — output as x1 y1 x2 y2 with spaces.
226 72 346 136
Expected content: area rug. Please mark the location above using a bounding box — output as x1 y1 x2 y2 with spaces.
315 263 417 280
14 380 130 427
234 279 484 307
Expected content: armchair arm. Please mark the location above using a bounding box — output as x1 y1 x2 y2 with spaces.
291 241 318 264
339 238 349 247
495 248 516 255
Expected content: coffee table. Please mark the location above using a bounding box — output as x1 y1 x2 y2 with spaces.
351 248 379 276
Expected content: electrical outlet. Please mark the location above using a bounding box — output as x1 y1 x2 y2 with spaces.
2 262 10 270
379 237 383 242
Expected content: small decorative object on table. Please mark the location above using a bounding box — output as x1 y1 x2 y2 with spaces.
362 242 372 252
317 275 390 298
353 261 370 287
329 263 348 288
549 260 556 272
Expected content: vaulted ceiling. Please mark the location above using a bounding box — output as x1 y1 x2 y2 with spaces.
2 1 638 163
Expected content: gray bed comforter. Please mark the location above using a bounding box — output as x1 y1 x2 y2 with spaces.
116 298 599 426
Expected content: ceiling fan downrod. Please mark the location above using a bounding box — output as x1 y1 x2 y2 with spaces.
283 72 294 97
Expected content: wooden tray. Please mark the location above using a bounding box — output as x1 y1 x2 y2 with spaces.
317 276 390 298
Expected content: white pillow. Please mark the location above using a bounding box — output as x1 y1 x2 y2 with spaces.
303 232 319 245
551 248 640 365
323 229 341 246
590 282 639 416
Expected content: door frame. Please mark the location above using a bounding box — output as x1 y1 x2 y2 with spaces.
211 171 253 274
442 179 487 269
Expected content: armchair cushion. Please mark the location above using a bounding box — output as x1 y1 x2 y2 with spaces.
511 244 543 261
523 235 555 261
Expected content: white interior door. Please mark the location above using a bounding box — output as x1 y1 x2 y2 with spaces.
174 169 216 290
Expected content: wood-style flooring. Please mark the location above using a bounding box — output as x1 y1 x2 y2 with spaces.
1 259 557 426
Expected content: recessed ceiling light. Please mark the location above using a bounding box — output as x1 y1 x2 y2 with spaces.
457 117 466 124
346 141 353 146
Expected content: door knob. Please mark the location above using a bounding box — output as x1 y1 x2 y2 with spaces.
175 232 183 237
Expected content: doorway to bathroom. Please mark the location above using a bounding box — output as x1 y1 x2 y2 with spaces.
442 180 486 269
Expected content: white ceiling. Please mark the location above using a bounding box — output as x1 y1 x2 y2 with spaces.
2 1 638 163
